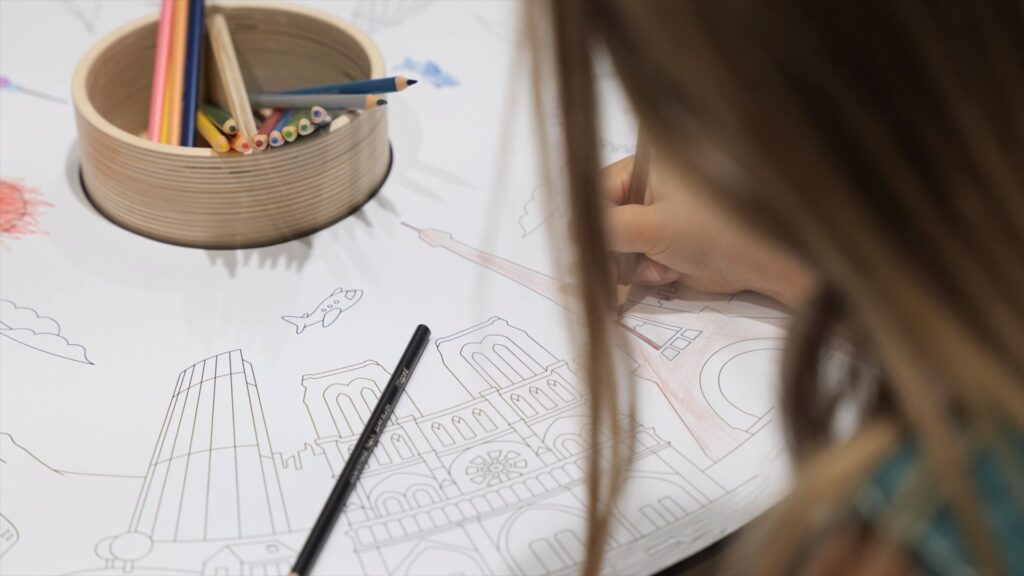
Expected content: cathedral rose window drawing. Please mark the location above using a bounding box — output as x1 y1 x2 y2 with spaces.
466 449 529 486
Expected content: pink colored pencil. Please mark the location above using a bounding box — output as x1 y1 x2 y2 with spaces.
147 0 175 141
253 109 283 152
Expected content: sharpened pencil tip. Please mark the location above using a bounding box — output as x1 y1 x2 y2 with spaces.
376 99 388 106
406 78 418 86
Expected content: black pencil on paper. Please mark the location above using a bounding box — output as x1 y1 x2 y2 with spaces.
290 324 432 576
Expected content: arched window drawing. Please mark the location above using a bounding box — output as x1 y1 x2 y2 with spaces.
372 448 391 466
640 504 669 529
470 352 515 387
431 422 455 447
360 386 380 415
509 394 537 418
529 386 555 410
529 539 567 572
379 494 405 515
391 434 414 459
659 496 686 522
556 434 585 457
408 486 438 508
326 391 359 437
404 547 486 576
547 378 575 402
502 506 587 575
493 344 537 380
452 416 476 440
339 377 379 424
461 335 545 389
473 408 496 432
555 530 585 564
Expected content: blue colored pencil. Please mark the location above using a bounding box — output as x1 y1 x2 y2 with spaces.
279 75 417 95
180 0 205 147
275 110 299 142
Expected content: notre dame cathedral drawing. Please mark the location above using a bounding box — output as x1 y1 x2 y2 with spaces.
301 317 728 575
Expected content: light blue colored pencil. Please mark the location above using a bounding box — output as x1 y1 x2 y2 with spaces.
278 75 417 95
248 93 386 110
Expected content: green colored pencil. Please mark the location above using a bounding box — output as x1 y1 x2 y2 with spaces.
293 110 314 136
199 103 237 134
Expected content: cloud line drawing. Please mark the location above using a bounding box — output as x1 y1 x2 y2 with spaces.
0 299 93 364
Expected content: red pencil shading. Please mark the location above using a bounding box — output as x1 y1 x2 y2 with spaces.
0 180 52 246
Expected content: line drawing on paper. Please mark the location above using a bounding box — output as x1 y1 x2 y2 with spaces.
40 305 784 575
402 224 786 462
0 432 144 575
0 299 93 365
202 540 296 576
348 0 431 34
0 76 68 105
1 179 52 245
0 513 19 557
299 316 780 576
282 288 364 335
58 0 101 34
125 350 290 543
518 184 566 238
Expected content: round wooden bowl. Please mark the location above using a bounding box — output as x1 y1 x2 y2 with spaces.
72 3 390 249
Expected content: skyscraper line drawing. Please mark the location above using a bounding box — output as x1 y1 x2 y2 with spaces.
128 350 289 542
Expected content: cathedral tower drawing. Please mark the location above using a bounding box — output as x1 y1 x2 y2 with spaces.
128 350 290 541
302 317 723 575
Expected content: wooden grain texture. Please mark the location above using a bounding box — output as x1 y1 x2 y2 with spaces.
206 11 258 144
72 2 388 249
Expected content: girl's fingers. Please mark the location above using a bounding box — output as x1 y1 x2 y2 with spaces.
605 203 660 254
635 257 681 285
602 155 636 206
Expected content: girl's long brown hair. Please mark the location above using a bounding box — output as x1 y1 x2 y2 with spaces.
530 1 1024 574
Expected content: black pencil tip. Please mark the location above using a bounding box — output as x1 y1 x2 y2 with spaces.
406 78 418 86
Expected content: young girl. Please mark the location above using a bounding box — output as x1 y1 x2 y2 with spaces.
530 2 1023 574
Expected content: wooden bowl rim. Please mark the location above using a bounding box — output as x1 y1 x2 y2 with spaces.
71 1 385 159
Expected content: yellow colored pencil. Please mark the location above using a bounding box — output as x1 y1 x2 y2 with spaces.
196 111 230 153
163 0 189 144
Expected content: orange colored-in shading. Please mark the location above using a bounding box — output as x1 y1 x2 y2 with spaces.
0 180 52 245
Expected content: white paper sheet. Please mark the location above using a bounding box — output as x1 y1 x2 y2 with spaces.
0 2 790 575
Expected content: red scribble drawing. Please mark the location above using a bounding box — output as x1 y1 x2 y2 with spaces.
0 180 51 246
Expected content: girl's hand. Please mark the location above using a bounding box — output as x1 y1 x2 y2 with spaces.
603 155 816 308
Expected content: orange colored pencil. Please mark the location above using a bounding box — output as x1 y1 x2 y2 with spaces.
162 0 189 144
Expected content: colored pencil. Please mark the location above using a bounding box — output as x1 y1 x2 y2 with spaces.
253 110 282 152
310 106 329 124
283 112 304 140
252 134 267 151
290 325 431 576
147 0 174 141
196 111 230 153
280 75 417 95
294 110 314 136
200 103 238 134
616 131 651 309
163 0 189 144
207 13 259 146
269 129 285 147
180 0 205 146
230 133 251 154
276 110 298 142
247 93 386 110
